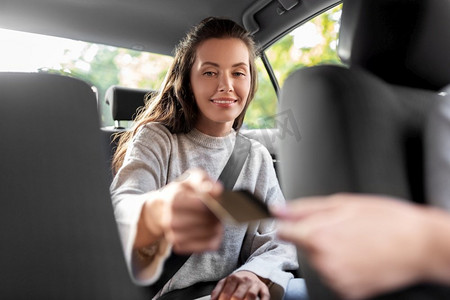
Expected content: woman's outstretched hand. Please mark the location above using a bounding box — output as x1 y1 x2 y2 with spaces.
136 168 224 254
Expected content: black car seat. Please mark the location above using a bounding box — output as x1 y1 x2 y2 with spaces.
0 72 152 299
101 85 154 181
277 0 450 299
104 85 152 130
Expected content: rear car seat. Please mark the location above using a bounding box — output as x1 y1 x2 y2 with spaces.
101 85 155 181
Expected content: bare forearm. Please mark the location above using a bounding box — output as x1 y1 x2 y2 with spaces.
134 197 164 249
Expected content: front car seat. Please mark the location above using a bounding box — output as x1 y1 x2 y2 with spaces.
0 72 152 299
277 0 450 298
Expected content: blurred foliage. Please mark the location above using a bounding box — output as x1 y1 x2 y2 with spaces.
48 46 172 125
50 4 342 128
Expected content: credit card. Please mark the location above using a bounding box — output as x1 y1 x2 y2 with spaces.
202 189 272 224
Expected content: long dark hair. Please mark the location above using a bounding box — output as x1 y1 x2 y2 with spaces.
112 17 258 173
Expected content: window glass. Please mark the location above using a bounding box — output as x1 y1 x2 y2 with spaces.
2 4 342 130
0 28 173 127
243 57 278 129
246 4 343 128
268 4 343 87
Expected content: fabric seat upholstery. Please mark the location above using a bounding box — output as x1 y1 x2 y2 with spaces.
277 0 450 299
0 72 151 299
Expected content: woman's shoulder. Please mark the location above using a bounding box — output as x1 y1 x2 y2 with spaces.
238 129 279 153
237 132 272 161
134 122 174 145
141 122 170 133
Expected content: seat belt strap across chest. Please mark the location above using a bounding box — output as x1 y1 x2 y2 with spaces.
148 133 252 298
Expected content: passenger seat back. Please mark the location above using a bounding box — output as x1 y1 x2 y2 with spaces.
0 73 151 299
278 0 450 299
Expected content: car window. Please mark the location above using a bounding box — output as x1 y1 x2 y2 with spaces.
268 4 343 87
2 4 341 130
243 57 278 129
244 3 343 129
0 28 173 127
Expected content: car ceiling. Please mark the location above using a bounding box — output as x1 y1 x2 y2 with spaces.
0 0 339 56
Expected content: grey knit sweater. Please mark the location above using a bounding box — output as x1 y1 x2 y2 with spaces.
110 123 298 297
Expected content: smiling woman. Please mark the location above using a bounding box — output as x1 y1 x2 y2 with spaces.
0 28 271 130
191 38 252 136
0 4 343 131
109 17 298 300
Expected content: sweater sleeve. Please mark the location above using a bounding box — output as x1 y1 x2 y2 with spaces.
110 124 173 286
234 143 299 291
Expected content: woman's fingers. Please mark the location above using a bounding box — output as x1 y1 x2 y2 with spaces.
170 217 223 253
171 229 223 253
211 271 270 300
177 168 224 200
210 278 226 300
156 168 224 253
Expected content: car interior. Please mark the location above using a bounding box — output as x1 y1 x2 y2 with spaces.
1 0 449 299
279 0 450 299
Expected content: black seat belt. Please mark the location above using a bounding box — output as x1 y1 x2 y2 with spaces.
217 134 252 189
148 133 252 298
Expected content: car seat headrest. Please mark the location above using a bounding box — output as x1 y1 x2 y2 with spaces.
338 0 450 90
105 85 155 121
